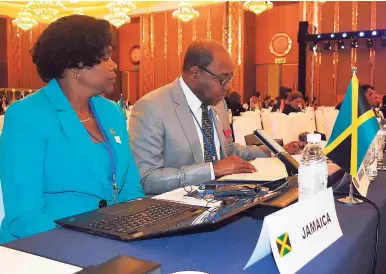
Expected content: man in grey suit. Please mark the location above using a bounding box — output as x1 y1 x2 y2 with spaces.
130 39 299 195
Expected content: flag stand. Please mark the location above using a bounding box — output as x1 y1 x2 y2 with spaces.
337 174 363 204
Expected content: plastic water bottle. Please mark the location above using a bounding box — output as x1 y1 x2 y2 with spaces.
298 134 328 201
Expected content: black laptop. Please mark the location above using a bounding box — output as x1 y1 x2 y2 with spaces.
55 192 279 242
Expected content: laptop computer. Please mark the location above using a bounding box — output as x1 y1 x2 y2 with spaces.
55 191 279 242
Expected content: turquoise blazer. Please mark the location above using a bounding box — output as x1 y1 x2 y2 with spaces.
0 79 144 243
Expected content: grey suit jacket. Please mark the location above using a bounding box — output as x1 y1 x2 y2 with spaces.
129 78 269 195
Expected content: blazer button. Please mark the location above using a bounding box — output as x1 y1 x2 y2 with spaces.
99 200 107 208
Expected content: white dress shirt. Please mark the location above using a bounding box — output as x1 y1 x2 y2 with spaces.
179 77 221 180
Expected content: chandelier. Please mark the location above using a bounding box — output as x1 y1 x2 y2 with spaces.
12 8 38 31
106 0 136 14
172 2 199 22
104 0 136 28
105 12 130 28
27 0 66 22
243 1 273 15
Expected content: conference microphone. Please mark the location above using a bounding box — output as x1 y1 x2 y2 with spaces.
253 129 299 176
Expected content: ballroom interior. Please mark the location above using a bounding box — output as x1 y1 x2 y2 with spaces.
1 1 385 107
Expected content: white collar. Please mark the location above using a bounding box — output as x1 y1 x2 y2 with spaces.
179 76 204 114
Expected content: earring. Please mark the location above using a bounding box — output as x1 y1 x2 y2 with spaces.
74 73 80 80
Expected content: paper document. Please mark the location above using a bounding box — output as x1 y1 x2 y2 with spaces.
218 157 288 182
0 246 82 274
153 186 222 208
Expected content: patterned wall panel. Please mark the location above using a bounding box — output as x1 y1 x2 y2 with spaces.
139 14 154 97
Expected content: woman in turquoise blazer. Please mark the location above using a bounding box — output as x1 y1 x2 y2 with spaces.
0 15 144 243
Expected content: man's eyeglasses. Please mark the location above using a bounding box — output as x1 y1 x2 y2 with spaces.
197 66 234 87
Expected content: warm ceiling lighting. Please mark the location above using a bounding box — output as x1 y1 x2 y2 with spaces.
27 0 66 22
106 0 137 14
243 1 273 15
73 8 85 15
104 12 130 28
172 2 199 22
104 0 136 28
12 8 38 31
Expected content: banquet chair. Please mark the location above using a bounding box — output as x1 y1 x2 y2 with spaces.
323 109 339 141
232 116 255 145
241 111 263 130
289 112 316 137
261 112 295 144
315 109 325 134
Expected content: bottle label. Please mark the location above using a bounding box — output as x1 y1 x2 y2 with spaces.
298 161 328 201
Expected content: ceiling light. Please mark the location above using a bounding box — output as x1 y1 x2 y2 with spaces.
172 2 199 22
243 1 273 15
12 8 38 31
104 12 130 28
27 0 65 22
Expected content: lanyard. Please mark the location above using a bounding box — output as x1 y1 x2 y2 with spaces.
88 102 118 204
190 107 217 162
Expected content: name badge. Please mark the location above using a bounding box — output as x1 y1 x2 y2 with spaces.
114 136 122 144
244 188 342 273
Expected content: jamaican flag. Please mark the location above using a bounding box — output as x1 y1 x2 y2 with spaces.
323 73 379 177
276 232 292 257
118 93 127 120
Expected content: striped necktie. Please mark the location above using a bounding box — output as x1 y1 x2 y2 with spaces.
201 104 218 162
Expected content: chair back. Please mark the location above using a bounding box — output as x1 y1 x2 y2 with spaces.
233 116 255 145
324 109 339 141
289 112 316 137
261 112 294 144
241 111 263 130
315 109 325 134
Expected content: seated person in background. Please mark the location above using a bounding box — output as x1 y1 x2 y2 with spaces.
0 15 144 243
228 90 246 116
380 95 386 119
129 39 302 195
249 91 261 111
262 95 271 109
282 91 303 115
362 84 383 119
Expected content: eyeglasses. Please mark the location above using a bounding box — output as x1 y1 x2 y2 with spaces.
197 66 234 87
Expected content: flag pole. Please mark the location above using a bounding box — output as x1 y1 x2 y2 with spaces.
337 66 363 205
337 174 363 204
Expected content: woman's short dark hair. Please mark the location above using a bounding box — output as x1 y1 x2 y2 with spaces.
31 15 115 82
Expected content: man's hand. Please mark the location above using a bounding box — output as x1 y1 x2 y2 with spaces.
283 141 305 155
213 155 256 178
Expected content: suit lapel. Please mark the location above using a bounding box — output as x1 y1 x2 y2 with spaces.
210 107 227 159
172 79 203 164
43 80 108 189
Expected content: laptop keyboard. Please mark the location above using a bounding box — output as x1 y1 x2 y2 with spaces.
88 201 196 234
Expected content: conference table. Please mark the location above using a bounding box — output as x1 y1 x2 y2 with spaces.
4 172 386 274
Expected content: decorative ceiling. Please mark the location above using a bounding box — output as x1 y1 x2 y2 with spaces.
0 1 222 21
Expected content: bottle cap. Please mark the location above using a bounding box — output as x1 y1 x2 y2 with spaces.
307 133 321 143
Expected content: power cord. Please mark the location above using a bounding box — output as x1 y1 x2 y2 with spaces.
333 191 380 274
